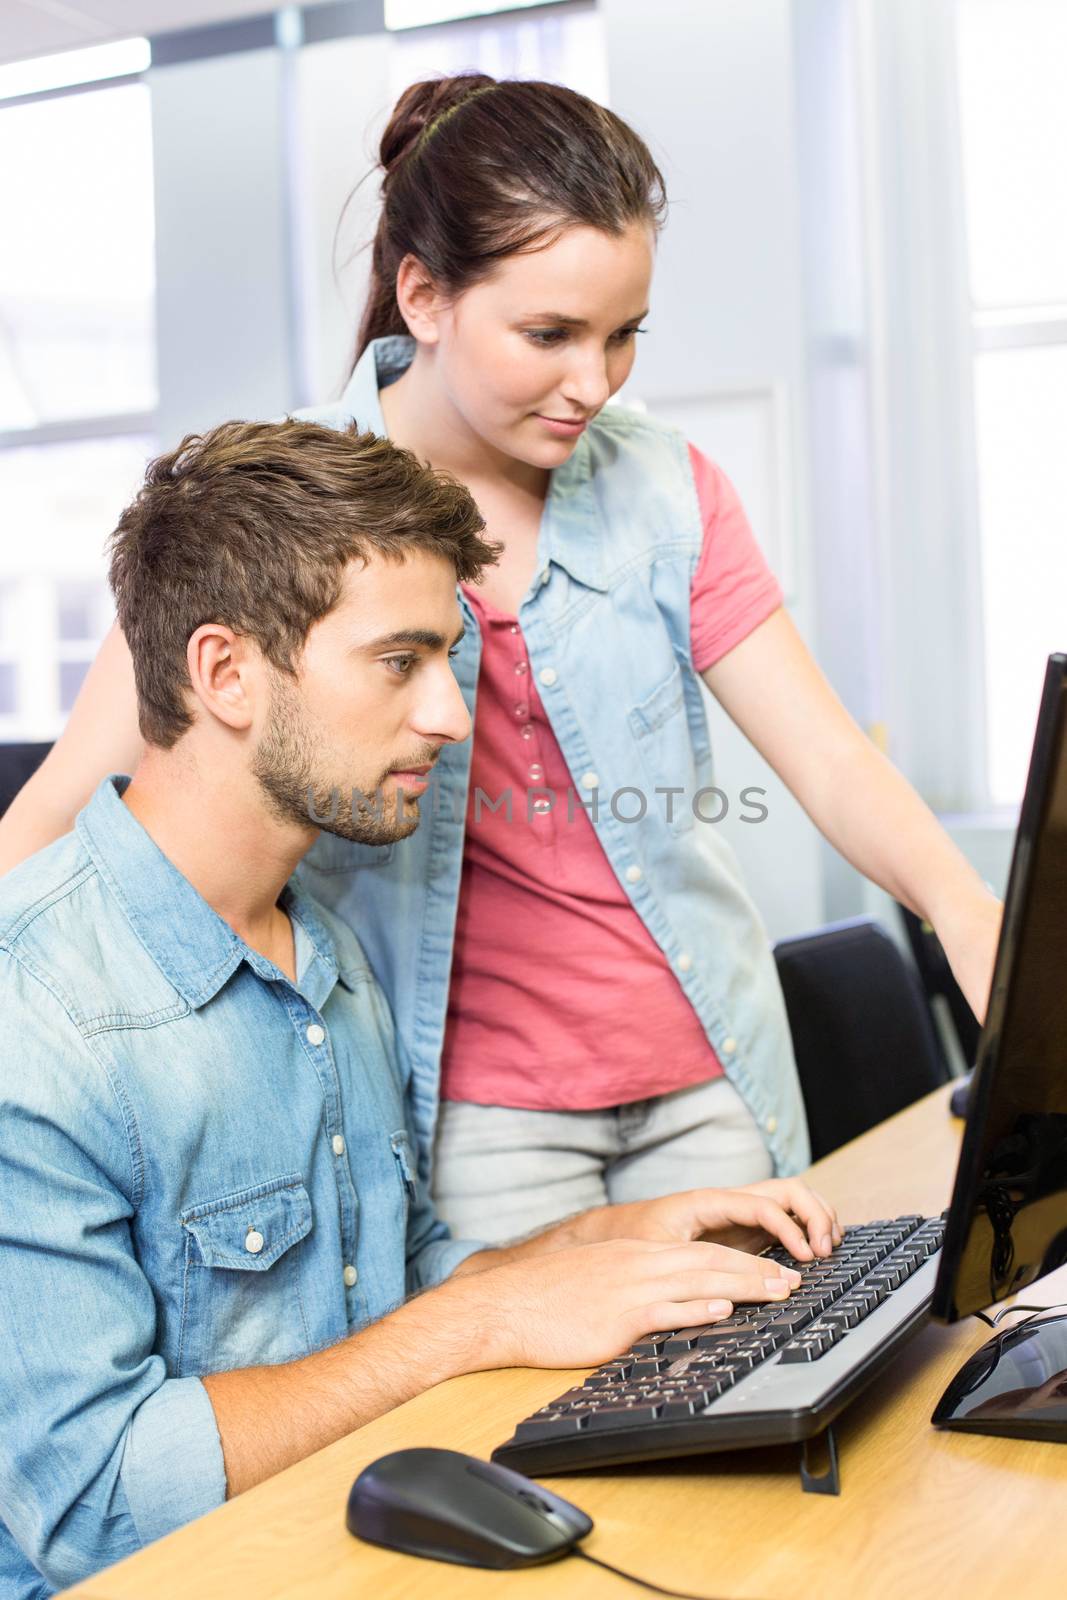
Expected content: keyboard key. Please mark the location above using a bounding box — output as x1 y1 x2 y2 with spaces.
514 1413 587 1441
631 1357 670 1379
660 1398 702 1420
679 1380 730 1405
779 1341 821 1363
632 1335 670 1356
586 1403 663 1431
764 1308 815 1332
823 1304 862 1329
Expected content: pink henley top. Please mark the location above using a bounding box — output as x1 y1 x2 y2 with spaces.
439 446 783 1111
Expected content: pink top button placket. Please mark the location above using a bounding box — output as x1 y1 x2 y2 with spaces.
506 622 547 797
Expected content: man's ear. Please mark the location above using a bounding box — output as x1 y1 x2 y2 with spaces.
395 253 447 346
186 624 258 733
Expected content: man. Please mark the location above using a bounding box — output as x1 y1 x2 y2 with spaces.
0 420 837 1597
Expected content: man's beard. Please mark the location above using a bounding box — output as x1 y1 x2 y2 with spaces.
251 677 424 847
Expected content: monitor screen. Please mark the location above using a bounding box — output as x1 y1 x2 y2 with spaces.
933 655 1067 1321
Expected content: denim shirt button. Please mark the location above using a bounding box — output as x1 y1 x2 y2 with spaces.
721 1036 737 1055
580 771 599 790
244 1228 265 1255
625 864 642 884
765 1115 779 1135
677 952 693 972
306 1023 325 1046
343 1264 358 1288
538 667 557 687
332 1134 346 1156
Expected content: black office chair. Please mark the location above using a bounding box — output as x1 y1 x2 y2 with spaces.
773 916 950 1161
895 902 981 1069
0 742 52 818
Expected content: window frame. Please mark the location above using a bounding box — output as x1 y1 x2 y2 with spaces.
0 55 157 741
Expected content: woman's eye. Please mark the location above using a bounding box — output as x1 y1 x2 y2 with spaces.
612 325 646 344
526 329 568 347
448 646 461 660
384 655 416 677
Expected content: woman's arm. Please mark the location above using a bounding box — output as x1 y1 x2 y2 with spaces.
0 622 144 874
702 608 1002 1022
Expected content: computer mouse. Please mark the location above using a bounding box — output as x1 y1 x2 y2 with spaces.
932 1309 1067 1439
346 1446 593 1569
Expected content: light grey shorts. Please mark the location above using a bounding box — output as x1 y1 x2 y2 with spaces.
431 1075 773 1245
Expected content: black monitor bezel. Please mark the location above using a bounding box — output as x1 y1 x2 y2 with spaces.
932 653 1067 1322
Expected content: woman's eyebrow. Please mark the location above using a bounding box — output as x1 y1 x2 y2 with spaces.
521 309 649 326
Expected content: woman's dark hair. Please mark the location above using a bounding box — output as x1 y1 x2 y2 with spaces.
354 73 667 366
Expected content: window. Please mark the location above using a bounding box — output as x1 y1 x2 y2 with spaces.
956 0 1067 804
0 437 152 739
0 52 156 741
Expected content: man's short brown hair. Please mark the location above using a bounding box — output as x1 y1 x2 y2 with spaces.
108 419 495 748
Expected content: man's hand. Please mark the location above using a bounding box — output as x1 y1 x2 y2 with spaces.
566 1179 843 1262
204 1196 825 1496
443 1236 804 1372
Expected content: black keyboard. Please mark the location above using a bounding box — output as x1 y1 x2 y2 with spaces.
492 1215 945 1475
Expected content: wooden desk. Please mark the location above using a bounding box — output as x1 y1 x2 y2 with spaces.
63 1084 1067 1600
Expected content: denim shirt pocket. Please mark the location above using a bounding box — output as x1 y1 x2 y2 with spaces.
627 662 697 835
390 1130 417 1223
177 1175 314 1377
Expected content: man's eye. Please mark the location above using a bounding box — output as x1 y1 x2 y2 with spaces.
384 655 416 676
448 646 461 660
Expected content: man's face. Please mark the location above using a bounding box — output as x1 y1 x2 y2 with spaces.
251 549 470 845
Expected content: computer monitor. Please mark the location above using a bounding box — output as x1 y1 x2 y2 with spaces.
929 653 1067 1437
933 652 1067 1322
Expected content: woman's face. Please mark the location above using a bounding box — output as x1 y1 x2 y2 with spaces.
429 220 655 470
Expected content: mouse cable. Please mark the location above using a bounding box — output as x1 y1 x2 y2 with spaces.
573 1545 770 1600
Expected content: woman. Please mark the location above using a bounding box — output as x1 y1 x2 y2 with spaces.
0 74 1000 1242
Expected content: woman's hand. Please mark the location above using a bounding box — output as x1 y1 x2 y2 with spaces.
932 889 1003 1025
567 1178 843 1263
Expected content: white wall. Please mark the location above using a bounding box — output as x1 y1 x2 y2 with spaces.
603 0 824 940
150 48 294 440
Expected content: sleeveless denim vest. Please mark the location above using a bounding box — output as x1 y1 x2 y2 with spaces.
294 337 810 1180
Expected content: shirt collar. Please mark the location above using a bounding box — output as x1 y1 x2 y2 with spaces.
342 337 607 595
337 335 414 437
77 776 351 1011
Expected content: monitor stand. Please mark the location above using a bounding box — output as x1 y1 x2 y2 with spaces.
932 1310 1067 1440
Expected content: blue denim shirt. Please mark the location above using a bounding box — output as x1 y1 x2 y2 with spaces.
0 776 480 1598
297 338 810 1183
